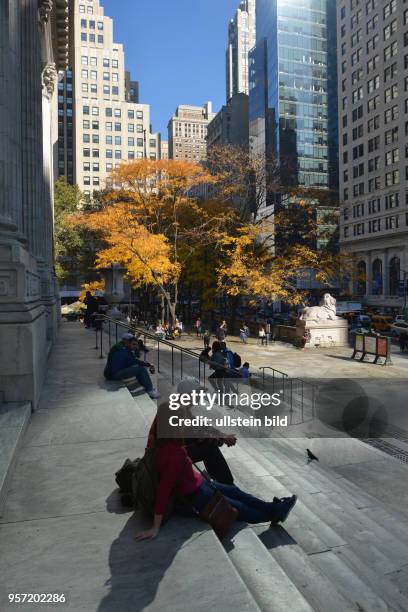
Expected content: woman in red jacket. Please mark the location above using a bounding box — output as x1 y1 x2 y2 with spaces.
135 417 297 541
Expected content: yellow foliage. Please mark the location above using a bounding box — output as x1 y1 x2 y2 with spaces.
79 280 105 302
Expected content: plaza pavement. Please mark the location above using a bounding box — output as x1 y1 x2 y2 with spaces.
1 322 408 611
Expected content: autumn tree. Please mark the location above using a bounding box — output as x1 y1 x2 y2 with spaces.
70 160 234 323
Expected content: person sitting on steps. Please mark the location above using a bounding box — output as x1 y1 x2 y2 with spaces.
135 403 297 541
109 335 160 399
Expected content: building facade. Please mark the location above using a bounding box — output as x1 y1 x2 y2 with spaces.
207 93 249 149
249 0 339 210
338 0 408 311
0 0 70 408
60 0 160 195
226 0 256 100
168 103 215 161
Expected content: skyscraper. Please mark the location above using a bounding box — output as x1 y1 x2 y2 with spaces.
168 103 215 162
226 0 256 101
249 0 338 212
58 0 160 195
338 0 408 311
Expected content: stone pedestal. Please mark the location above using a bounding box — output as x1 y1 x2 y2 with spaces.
296 318 349 348
100 265 126 319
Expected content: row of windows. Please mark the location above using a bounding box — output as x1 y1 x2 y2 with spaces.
344 192 400 219
81 83 119 96
81 56 119 68
81 33 104 44
81 70 119 81
343 214 401 238
80 19 103 30
82 105 143 120
83 134 150 147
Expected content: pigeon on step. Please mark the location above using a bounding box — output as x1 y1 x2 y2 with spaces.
307 448 319 463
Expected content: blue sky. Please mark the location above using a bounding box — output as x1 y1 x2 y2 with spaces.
102 0 239 139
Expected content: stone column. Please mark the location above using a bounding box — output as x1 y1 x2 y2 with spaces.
366 252 372 297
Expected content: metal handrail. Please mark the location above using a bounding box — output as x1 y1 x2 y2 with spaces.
93 314 316 416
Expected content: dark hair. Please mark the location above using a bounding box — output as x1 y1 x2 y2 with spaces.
243 362 249 368
212 341 221 353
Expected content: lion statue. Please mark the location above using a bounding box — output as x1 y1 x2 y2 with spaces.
299 293 338 322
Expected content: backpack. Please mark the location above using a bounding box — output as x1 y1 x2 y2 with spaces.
114 448 175 521
233 352 242 368
224 349 235 369
104 342 122 380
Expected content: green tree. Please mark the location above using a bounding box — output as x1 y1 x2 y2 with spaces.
54 177 100 284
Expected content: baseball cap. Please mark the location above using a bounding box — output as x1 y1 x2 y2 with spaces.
122 332 135 341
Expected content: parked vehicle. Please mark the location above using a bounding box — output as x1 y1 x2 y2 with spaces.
371 315 394 332
390 322 408 337
394 315 407 325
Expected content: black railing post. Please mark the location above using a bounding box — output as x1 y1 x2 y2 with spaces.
171 346 174 385
198 357 201 384
95 326 98 350
108 320 111 348
115 323 118 344
100 324 103 359
157 339 160 373
180 349 183 380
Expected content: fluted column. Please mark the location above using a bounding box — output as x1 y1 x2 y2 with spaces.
0 0 23 235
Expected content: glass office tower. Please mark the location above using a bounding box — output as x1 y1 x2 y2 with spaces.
249 0 338 207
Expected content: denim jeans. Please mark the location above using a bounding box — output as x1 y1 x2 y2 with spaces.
112 365 153 392
191 479 280 523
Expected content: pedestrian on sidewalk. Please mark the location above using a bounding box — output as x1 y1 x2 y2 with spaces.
258 326 267 346
203 329 211 350
216 320 228 342
239 362 251 379
195 318 202 337
109 336 160 399
239 323 249 343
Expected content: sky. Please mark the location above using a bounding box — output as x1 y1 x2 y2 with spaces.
102 0 240 139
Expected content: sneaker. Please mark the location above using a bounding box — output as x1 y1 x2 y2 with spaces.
271 495 297 525
148 390 161 399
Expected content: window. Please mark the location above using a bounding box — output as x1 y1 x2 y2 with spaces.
112 86 119 96
128 151 135 160
90 57 97 66
79 5 85 13
105 107 112 117
89 34 95 43
137 138 144 147
83 176 90 185
114 122 121 131
83 105 90 115
91 106 99 116
114 109 121 117
90 84 97 94
98 22 104 30
92 149 99 158
81 69 88 78
82 83 88 92
83 148 90 157
103 85 110 94
83 133 90 143
89 20 95 29
106 149 113 158
128 124 134 132
112 73 119 82
98 35 104 44
103 72 110 81
83 120 90 129
106 135 113 144
115 150 122 159
128 110 134 119
90 70 97 79
115 136 122 145
81 33 87 42
93 177 100 186
136 124 143 133
106 163 113 172
136 111 143 119
103 58 110 67
128 137 134 146
105 122 112 131
112 59 119 68
92 134 99 144
83 162 90 171
92 162 100 172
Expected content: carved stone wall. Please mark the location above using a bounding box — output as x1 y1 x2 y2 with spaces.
0 0 68 408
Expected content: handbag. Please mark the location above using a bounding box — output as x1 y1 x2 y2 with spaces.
193 464 238 540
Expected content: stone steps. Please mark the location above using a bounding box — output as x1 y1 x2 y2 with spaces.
223 439 408 611
0 402 31 517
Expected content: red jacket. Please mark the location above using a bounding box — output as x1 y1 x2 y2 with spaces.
154 442 202 516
